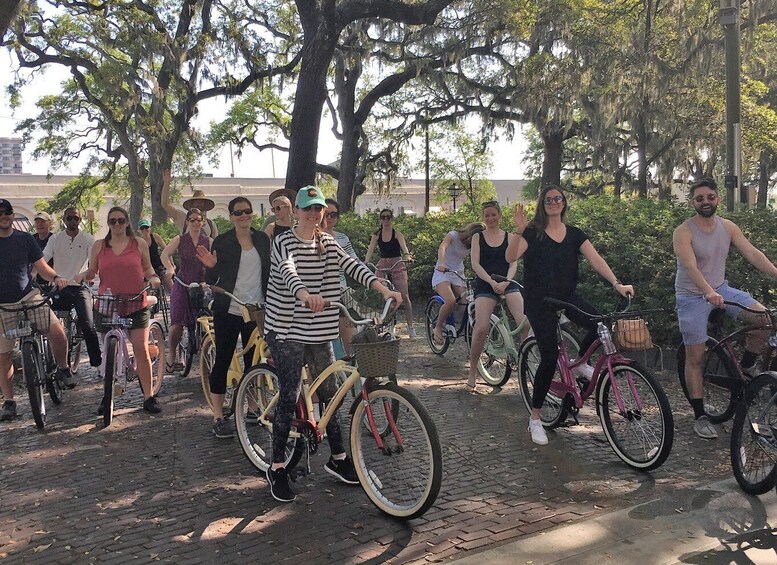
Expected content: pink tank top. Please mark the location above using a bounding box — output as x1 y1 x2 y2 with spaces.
98 237 148 309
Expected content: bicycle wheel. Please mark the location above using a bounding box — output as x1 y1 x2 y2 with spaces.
476 315 512 387
677 338 739 424
234 364 303 472
103 336 118 427
517 337 568 428
597 362 674 470
730 373 777 494
350 382 442 519
346 375 400 438
67 317 83 374
148 321 165 396
179 324 195 378
21 341 46 430
424 298 449 355
44 339 63 406
199 335 216 410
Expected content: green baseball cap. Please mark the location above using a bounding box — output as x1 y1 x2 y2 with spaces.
295 186 326 209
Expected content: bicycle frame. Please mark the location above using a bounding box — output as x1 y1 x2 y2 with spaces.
100 324 135 389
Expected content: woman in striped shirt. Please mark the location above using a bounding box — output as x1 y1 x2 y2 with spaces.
263 186 401 503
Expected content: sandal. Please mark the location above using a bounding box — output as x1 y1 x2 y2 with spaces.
433 331 445 347
165 361 176 374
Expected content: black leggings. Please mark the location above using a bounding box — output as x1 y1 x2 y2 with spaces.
266 334 344 464
52 285 102 367
210 311 255 395
526 293 600 410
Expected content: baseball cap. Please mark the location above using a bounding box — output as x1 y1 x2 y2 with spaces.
0 199 12 213
33 211 52 222
295 186 327 209
138 218 151 229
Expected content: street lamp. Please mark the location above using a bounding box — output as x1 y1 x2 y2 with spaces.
720 0 742 210
448 182 462 212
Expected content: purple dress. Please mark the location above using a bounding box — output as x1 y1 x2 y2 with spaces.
170 232 210 326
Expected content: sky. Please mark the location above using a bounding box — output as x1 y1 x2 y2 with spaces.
0 51 529 180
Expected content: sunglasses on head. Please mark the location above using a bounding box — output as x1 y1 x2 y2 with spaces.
543 195 565 205
380 214 392 220
66 215 81 222
301 204 325 212
0 209 14 216
230 208 253 217
326 211 339 219
273 204 290 212
108 217 127 226
693 194 718 203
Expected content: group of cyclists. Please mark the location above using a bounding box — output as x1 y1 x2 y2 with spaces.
1 175 776 501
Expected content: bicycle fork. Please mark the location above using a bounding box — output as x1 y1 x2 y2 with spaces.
361 388 404 455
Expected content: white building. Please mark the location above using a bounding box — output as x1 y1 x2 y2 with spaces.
0 138 23 175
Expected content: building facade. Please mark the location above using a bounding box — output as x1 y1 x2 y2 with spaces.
0 138 23 175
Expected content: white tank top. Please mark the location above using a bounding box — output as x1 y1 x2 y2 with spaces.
675 217 730 296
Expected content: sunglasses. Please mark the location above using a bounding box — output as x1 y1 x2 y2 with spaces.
544 195 565 205
380 215 392 220
0 209 13 216
273 204 290 212
301 204 325 212
481 200 499 209
230 208 253 217
326 211 339 219
108 217 127 225
188 217 204 223
139 225 150 230
693 194 718 203
66 215 81 222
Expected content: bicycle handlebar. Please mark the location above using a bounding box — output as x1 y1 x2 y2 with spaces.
305 298 396 327
543 295 663 321
721 300 776 317
491 274 524 291
173 275 200 290
367 258 412 272
0 284 59 312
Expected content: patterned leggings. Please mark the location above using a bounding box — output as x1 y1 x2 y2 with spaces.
266 334 345 464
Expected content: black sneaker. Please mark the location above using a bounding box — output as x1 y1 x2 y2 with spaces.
57 367 76 389
0 400 17 421
143 396 161 414
266 466 296 502
212 418 234 438
324 455 359 485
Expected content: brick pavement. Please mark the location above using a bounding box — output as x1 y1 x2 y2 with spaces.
0 332 734 564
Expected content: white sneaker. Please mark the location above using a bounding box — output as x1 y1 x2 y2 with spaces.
407 327 418 340
693 415 718 439
528 418 548 445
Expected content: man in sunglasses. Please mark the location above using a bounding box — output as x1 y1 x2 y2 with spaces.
43 207 102 373
674 177 777 440
0 199 71 420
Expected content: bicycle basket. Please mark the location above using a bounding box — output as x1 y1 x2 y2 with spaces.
351 337 399 378
0 297 51 338
612 318 653 351
241 303 265 332
95 293 146 319
343 286 389 321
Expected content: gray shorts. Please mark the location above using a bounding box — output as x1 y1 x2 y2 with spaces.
676 281 757 345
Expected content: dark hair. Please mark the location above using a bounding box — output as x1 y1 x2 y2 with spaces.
529 185 568 235
104 206 133 247
325 198 340 212
228 196 252 214
63 206 79 217
182 207 204 234
690 178 718 197
455 222 485 248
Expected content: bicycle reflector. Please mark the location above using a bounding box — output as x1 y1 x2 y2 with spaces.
6 326 33 338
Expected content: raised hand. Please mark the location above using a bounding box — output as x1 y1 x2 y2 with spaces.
513 203 528 233
196 245 217 268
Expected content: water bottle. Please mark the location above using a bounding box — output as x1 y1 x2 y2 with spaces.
99 287 113 316
598 322 616 355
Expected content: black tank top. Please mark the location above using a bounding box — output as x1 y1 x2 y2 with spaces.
477 231 509 282
148 235 163 269
273 224 292 238
376 228 401 258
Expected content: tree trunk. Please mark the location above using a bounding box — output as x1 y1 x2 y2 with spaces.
0 0 22 41
635 113 648 198
541 129 564 187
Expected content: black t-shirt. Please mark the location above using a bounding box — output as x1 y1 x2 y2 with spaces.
0 230 45 303
33 232 54 285
522 225 588 303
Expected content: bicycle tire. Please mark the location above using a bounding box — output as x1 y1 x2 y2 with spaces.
730 372 777 494
234 363 304 472
21 341 46 430
200 335 216 410
476 314 512 387
179 324 195 378
103 336 118 427
350 382 442 519
517 337 568 428
148 321 166 396
44 339 63 406
67 317 83 374
597 362 674 471
424 298 450 355
677 338 739 424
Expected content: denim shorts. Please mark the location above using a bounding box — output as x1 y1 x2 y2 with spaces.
676 281 757 345
473 278 521 301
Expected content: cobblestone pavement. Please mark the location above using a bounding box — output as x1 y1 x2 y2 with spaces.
0 329 735 564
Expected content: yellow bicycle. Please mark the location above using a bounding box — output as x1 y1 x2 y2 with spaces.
198 286 268 417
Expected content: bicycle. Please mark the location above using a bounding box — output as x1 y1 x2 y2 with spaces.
677 301 777 424
729 371 777 494
171 276 211 378
344 261 401 337
53 303 83 374
96 287 166 427
0 288 65 430
197 284 268 417
233 299 442 519
518 296 674 470
424 269 474 356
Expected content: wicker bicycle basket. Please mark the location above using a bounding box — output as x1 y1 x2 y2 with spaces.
351 337 400 378
0 297 52 338
241 303 265 333
95 294 146 319
612 317 653 351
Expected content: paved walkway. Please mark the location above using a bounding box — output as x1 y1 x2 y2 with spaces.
0 330 761 563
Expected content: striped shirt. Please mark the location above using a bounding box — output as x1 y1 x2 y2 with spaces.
264 228 377 343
